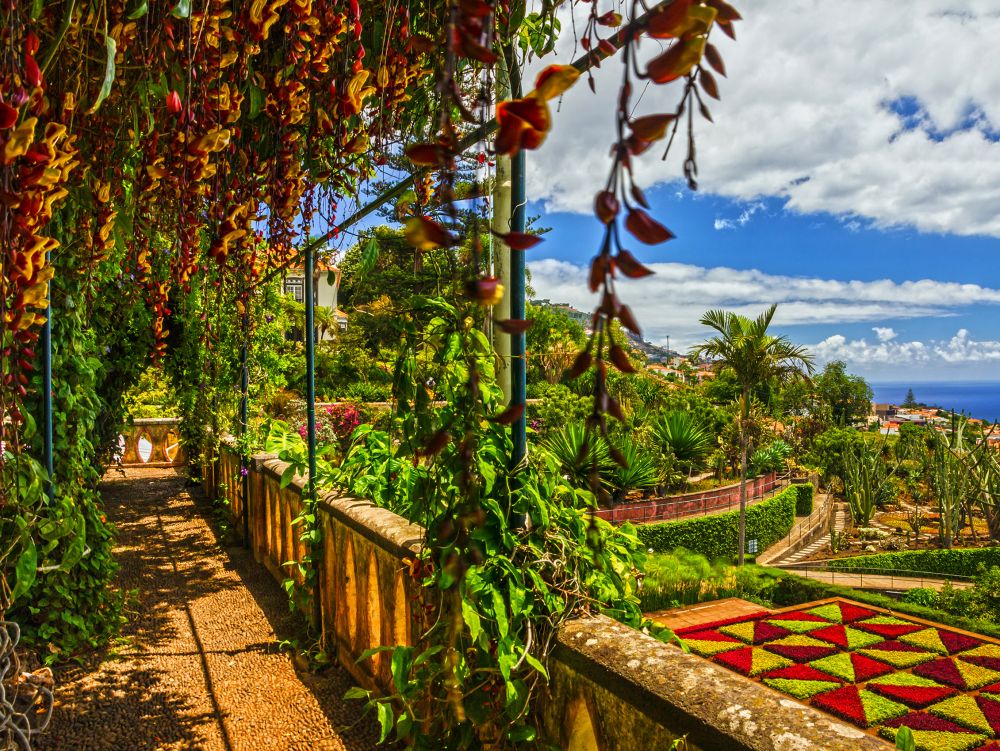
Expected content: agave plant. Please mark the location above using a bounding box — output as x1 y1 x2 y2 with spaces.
540 422 613 490
652 410 713 471
604 434 660 503
750 439 792 475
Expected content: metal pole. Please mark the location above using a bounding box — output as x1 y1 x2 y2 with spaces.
304 245 318 506
42 251 53 501
240 306 250 548
509 53 526 475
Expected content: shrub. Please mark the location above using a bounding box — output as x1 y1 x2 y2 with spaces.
792 482 814 516
901 587 939 608
828 548 1000 578
640 551 778 612
636 485 798 560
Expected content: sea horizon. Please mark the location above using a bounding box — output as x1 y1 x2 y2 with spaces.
870 380 1000 423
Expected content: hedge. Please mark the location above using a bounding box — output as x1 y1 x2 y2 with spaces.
636 485 798 560
792 482 814 516
827 547 1000 577
760 568 1000 642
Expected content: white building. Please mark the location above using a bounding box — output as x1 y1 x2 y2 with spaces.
283 263 347 341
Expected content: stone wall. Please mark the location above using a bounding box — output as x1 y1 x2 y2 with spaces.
203 447 889 751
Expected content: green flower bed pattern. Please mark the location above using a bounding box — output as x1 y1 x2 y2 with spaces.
674 598 1000 749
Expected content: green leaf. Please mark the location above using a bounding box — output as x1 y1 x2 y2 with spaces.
523 652 548 681
492 588 509 638
60 512 87 571
170 0 192 18
461 597 483 644
86 35 117 115
895 727 915 751
359 237 380 278
356 645 392 664
12 535 37 603
343 686 370 701
390 646 410 694
126 0 149 19
30 0 43 20
376 701 393 744
248 84 264 118
280 464 297 488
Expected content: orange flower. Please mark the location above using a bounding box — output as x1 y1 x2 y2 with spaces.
495 95 550 156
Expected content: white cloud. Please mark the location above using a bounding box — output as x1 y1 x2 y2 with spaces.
814 329 1000 367
713 201 766 231
527 1 1000 237
528 258 1000 350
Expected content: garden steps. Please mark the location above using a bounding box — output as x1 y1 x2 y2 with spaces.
761 497 845 567
36 467 377 751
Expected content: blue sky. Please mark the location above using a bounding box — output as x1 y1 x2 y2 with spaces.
517 1 1000 381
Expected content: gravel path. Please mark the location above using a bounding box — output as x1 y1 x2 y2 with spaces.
37 467 378 751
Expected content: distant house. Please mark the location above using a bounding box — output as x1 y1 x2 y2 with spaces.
873 403 896 420
283 262 345 341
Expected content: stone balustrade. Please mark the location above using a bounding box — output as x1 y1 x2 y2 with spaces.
203 446 889 751
118 417 185 467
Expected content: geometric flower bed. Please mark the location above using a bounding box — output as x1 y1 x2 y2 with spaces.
674 598 1000 751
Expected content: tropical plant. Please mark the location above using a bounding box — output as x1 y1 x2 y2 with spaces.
751 439 792 475
605 435 659 502
690 304 815 564
540 423 614 491
652 410 714 473
843 438 896 527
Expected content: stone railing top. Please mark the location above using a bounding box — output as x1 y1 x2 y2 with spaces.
130 416 182 426
250 450 424 560
558 615 888 751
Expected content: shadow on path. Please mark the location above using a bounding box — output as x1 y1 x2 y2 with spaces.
37 467 379 751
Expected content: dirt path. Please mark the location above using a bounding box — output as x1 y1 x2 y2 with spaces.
37 467 378 751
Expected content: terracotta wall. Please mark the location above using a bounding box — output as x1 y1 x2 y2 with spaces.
594 472 779 525
203 447 884 751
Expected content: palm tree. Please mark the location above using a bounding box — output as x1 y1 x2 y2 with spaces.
690 304 814 565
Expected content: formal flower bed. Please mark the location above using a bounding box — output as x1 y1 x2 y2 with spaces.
674 598 1000 750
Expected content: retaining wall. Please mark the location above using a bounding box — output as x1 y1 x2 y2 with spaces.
594 473 778 525
203 447 888 751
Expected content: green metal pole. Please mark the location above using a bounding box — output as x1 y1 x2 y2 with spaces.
42 252 53 501
240 308 250 547
304 246 318 505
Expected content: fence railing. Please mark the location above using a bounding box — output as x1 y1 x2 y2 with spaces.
773 562 974 590
596 472 788 525
758 492 833 564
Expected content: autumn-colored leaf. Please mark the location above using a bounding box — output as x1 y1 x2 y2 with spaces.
423 429 451 456
405 142 446 166
646 37 705 84
625 209 674 245
614 249 655 278
492 403 525 425
594 190 619 224
705 43 727 77
0 102 17 130
606 393 624 421
566 349 592 379
699 68 720 99
405 216 454 251
706 0 742 23
468 276 504 306
24 54 42 88
630 183 650 209
597 11 622 27
496 319 533 334
533 65 581 101
645 0 693 38
609 344 637 373
699 99 714 122
495 95 550 156
491 230 543 250
589 254 608 292
617 304 641 336
597 39 616 57
630 113 676 142
166 90 182 114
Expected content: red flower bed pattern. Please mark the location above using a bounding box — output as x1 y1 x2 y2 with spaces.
673 598 1000 749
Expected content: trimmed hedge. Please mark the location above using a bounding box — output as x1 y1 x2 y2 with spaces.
760 568 1000 642
793 482 814 516
827 547 1000 577
637 485 798 560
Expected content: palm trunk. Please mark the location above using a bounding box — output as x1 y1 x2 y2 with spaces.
738 387 749 566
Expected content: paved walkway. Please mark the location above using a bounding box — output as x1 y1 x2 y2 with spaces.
777 567 972 592
646 598 770 631
770 500 848 566
37 467 378 751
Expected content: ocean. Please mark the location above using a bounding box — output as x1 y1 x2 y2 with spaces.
870 381 1000 423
